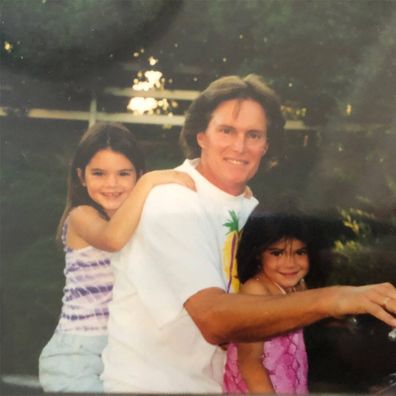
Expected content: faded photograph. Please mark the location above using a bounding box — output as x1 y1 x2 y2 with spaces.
1 1 396 394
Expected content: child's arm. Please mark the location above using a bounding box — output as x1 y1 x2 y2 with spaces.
68 170 195 251
238 341 275 394
237 280 275 394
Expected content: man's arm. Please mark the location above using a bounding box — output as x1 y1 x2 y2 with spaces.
184 284 396 345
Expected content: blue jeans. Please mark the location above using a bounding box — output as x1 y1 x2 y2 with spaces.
39 332 107 392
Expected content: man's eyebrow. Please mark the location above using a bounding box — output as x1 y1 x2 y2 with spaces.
248 128 266 134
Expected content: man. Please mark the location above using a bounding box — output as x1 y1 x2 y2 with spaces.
102 75 396 393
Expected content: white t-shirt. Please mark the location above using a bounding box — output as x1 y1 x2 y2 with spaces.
101 159 258 393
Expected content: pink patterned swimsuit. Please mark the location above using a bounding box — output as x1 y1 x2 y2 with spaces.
223 329 309 394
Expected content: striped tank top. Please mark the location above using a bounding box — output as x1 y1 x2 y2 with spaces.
56 222 114 335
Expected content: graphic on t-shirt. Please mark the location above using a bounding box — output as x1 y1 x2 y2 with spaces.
223 210 241 293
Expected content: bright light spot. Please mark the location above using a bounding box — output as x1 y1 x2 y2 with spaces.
133 52 139 58
4 41 13 52
128 52 177 116
148 56 158 66
239 34 244 39
127 97 158 114
145 70 163 88
140 48 145 53
168 78 173 84
288 82 293 87
193 77 198 82
132 81 153 91
222 57 227 62
346 104 352 115
174 43 179 48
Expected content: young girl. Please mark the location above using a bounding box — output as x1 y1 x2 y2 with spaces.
38 122 194 392
224 213 322 395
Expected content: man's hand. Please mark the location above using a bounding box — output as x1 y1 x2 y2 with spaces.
328 283 396 327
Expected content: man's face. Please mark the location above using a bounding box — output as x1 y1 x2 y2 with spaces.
196 98 268 195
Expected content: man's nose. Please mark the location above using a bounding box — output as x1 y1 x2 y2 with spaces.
232 133 246 153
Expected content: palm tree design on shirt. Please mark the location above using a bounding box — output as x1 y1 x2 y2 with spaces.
223 210 241 293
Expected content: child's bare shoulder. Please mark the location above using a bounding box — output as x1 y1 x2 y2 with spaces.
69 205 98 221
240 278 272 296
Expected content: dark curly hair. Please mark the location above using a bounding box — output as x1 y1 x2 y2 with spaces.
237 212 327 287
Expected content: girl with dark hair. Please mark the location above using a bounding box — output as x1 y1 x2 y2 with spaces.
39 122 194 392
224 213 321 394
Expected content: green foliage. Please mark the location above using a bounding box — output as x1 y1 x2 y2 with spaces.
0 0 178 80
329 208 396 286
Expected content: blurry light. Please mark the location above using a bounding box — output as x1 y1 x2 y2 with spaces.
222 57 227 62
140 48 145 53
174 43 179 48
133 52 139 58
346 104 352 115
148 56 158 66
239 34 244 39
4 41 13 52
132 81 152 91
168 78 173 84
288 82 293 87
193 77 198 82
127 97 158 114
145 70 163 88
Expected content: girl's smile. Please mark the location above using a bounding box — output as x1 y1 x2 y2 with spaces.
259 238 309 291
79 148 138 217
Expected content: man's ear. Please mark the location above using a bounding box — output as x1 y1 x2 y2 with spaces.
77 168 86 186
262 141 269 157
196 132 206 149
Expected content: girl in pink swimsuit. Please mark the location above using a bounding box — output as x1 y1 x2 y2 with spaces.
224 213 323 394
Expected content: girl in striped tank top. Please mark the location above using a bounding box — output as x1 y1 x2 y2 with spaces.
39 122 194 392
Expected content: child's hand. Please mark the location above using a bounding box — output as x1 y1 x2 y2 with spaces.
143 170 196 191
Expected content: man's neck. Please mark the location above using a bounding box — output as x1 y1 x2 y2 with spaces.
195 161 245 196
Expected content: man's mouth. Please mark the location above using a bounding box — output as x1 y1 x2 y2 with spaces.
225 158 248 165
